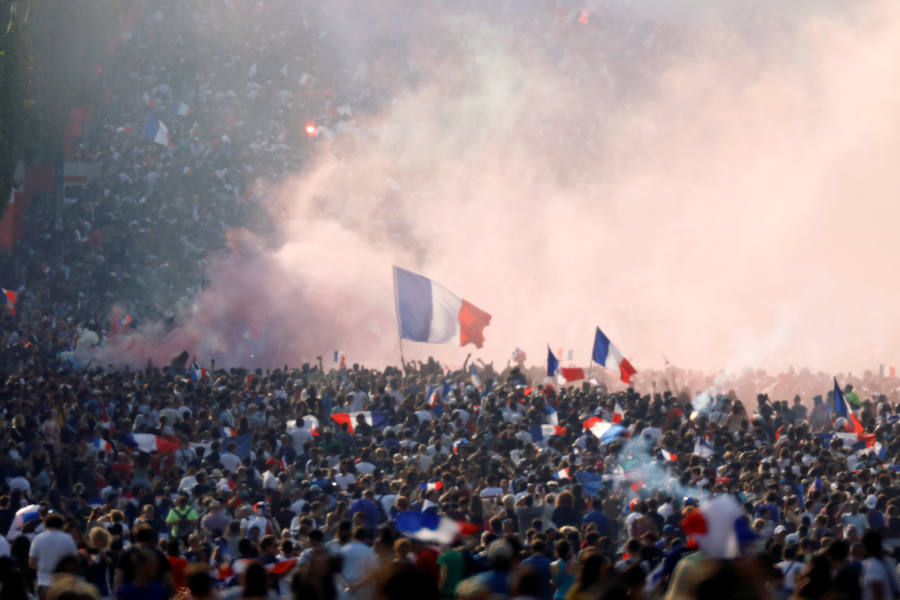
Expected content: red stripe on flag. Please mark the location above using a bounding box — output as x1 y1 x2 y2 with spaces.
619 359 636 383
458 300 491 349
560 367 585 382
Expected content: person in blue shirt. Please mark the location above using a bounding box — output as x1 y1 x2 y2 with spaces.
348 489 381 530
521 539 553 600
476 539 513 596
582 498 614 540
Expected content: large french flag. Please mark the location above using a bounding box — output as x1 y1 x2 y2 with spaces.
142 112 169 146
591 327 636 383
331 411 387 434
393 266 491 348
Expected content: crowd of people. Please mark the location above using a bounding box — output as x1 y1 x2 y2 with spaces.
1 1 900 600
0 351 896 600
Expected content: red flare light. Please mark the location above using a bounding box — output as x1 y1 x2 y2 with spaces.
304 122 317 137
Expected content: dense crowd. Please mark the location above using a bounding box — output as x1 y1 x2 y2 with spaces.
1 2 900 600
0 351 896 600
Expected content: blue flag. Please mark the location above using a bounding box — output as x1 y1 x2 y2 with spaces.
547 346 559 377
833 378 847 418
575 471 606 496
235 433 252 459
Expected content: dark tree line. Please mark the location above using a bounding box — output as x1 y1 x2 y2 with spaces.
0 0 118 214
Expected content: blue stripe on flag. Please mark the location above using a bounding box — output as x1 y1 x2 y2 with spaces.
394 267 433 342
592 327 611 364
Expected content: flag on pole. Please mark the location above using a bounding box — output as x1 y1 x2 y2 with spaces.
591 327 636 383
393 266 491 348
880 365 895 378
833 378 863 434
333 351 346 367
2 288 17 314
547 347 559 377
142 113 169 146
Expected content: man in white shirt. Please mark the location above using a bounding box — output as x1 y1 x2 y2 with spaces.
341 527 378 600
221 442 242 472
29 513 77 598
777 545 803 594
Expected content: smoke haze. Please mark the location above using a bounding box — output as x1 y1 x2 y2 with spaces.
99 0 900 376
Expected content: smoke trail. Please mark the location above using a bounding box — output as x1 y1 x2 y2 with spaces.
98 0 900 373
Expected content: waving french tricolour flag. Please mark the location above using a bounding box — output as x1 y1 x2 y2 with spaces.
92 437 112 453
142 112 169 146
555 467 571 480
171 101 191 116
7 504 41 539
331 411 387 434
393 266 491 348
612 402 625 424
583 417 625 444
592 327 636 383
123 433 180 453
420 481 443 492
222 427 238 438
833 378 864 434
395 511 460 544
693 437 714 458
530 424 567 442
191 364 208 382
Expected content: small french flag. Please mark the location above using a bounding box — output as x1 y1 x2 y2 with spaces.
119 314 132 326
546 404 559 425
333 351 346 367
555 467 571 480
142 112 169 146
612 402 624 424
452 439 469 454
420 481 443 492
659 448 677 462
191 364 208 383
93 437 112 453
222 427 238 438
171 101 191 116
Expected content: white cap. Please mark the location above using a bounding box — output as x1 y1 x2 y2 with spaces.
866 494 878 509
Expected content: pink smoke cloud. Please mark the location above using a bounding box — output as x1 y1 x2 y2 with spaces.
99 0 900 377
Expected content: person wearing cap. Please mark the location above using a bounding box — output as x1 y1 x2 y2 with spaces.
201 500 229 537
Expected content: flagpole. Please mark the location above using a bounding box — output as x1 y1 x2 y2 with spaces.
392 267 407 373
